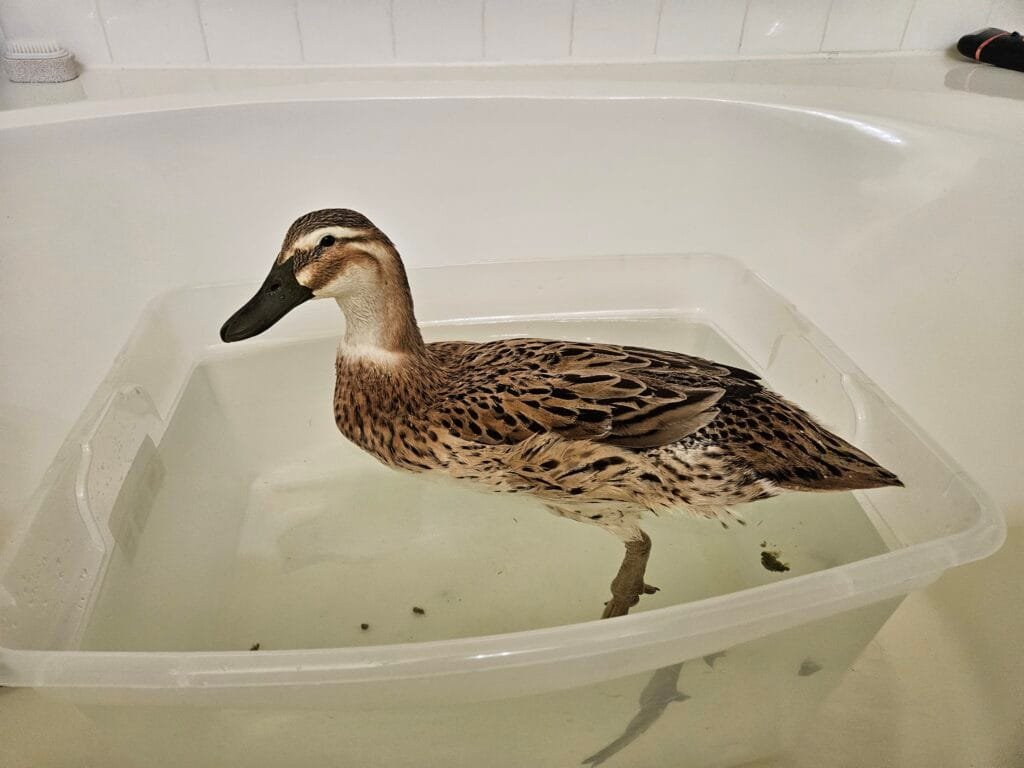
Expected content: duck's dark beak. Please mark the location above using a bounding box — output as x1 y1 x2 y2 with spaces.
220 260 314 342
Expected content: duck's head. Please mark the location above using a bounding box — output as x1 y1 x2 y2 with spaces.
220 208 412 344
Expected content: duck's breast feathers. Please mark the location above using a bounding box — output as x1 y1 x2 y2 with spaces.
424 338 762 450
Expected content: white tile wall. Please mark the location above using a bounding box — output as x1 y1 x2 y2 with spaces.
0 0 1013 69
199 0 303 65
571 0 660 59
100 0 206 66
0 0 111 64
657 0 747 57
903 0 996 51
989 0 1024 31
740 0 832 55
297 0 393 65
484 0 572 61
393 0 483 62
822 0 916 53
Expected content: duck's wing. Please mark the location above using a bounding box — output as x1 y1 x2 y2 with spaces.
426 339 761 450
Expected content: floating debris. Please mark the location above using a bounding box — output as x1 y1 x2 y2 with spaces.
249 643 260 651
412 606 426 615
760 549 790 573
798 659 822 677
360 623 369 631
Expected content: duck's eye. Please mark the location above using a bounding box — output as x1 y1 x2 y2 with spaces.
319 235 336 248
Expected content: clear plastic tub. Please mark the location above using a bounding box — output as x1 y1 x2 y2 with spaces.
0 255 1003 767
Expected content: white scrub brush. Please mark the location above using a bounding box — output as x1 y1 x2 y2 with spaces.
2 40 78 83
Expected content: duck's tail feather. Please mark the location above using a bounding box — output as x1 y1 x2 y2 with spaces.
740 394 903 493
762 429 902 492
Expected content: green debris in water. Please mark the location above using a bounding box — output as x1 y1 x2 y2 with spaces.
799 659 822 676
760 549 790 572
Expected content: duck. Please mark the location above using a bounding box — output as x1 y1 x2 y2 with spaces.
220 208 902 619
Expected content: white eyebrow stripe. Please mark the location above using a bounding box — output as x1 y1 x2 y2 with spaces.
285 226 367 259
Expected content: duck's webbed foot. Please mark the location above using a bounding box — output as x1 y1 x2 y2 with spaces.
601 530 657 619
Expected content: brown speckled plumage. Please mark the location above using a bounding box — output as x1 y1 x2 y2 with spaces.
333 338 899 517
225 209 903 619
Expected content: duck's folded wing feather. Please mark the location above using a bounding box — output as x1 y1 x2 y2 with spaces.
426 339 761 450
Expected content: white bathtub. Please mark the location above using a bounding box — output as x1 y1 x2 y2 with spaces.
0 60 1020 767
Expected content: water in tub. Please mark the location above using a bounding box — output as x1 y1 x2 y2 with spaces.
79 316 891 760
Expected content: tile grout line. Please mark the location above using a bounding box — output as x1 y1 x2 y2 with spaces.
93 0 115 65
480 0 487 61
389 0 398 62
292 0 305 62
983 0 997 26
568 0 577 57
653 0 667 56
818 0 837 52
193 0 211 64
736 0 752 54
897 0 918 50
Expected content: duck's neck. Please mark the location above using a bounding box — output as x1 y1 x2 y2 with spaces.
337 266 424 359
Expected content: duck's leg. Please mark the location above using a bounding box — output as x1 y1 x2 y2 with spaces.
602 528 658 619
